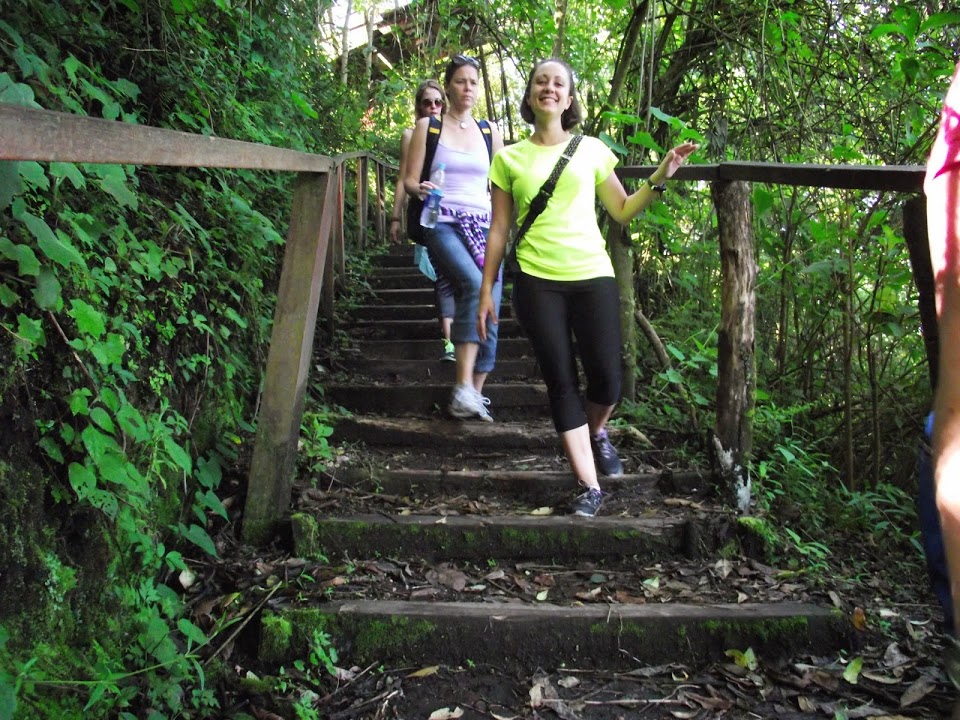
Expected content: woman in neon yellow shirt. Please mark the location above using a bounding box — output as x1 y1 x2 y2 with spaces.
478 58 696 517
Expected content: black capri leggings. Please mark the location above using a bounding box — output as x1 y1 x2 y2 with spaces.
512 272 622 433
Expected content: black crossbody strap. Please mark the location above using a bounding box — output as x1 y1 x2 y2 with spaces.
514 134 584 246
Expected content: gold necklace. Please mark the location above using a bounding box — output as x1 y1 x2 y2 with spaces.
447 113 472 129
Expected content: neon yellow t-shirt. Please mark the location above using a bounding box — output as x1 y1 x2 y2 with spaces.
489 135 617 281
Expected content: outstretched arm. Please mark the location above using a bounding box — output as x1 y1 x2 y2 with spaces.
597 141 698 225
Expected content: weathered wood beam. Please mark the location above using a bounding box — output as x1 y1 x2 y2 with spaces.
0 103 333 172
618 162 925 192
243 171 337 545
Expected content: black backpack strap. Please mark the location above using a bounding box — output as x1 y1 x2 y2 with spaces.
419 115 443 182
514 134 583 244
478 119 493 162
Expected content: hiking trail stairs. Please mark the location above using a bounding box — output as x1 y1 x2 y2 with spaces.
256 249 851 681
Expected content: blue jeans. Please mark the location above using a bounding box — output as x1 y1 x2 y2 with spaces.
919 411 954 635
424 222 501 374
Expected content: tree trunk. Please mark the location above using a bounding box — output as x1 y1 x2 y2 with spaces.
552 0 569 58
711 180 756 513
340 0 352 86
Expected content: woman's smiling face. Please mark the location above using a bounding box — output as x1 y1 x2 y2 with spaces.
527 61 573 117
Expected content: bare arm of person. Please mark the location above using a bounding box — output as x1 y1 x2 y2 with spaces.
390 127 414 243
403 117 432 198
927 62 960 635
478 184 514 341
597 141 698 225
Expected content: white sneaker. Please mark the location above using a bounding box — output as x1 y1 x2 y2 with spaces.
448 384 493 422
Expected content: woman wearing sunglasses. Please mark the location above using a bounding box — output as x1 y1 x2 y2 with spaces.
390 80 456 361
478 58 696 516
404 55 505 421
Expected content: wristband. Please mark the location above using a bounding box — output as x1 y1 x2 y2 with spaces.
646 178 667 193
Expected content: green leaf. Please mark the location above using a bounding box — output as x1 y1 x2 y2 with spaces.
22 213 84 268
752 188 775 216
69 388 91 415
626 130 663 153
177 618 208 647
290 91 319 119
63 56 81 83
197 489 228 520
0 283 18 307
196 456 222 489
181 523 218 557
15 314 45 355
39 435 64 463
843 656 862 684
0 237 40 276
68 462 97 500
68 299 106 338
89 407 116 434
32 267 62 310
17 161 48 191
0 160 20 211
164 436 192 475
96 165 138 209
598 131 628 155
921 11 960 33
50 161 85 189
90 333 126 366
81 425 122 466
648 106 683 129
116 402 148 442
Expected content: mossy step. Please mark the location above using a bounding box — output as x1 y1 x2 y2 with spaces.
352 317 524 340
259 600 850 672
291 512 690 563
345 337 534 360
332 415 556 448
352 303 515 321
327 385 550 420
334 358 539 383
337 467 712 501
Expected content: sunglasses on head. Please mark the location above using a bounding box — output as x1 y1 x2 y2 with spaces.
451 54 480 69
419 97 444 107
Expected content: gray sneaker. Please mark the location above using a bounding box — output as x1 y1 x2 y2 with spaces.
448 384 493 422
591 429 623 477
571 488 603 517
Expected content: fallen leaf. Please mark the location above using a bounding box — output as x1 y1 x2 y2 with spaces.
428 707 463 720
530 506 554 515
828 590 842 607
484 569 505 581
899 674 935 707
529 682 543 708
852 607 868 631
434 516 448 524
535 589 549 601
576 587 603 601
557 676 580 688
842 656 862 684
533 573 556 587
408 665 440 678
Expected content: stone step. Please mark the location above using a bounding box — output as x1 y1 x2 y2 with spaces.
369 287 436 304
336 467 712 501
352 303 515 322
350 317 524 340
291 512 691 563
371 251 421 267
329 390 551 425
345 337 534 360
260 600 850 672
337 357 539 382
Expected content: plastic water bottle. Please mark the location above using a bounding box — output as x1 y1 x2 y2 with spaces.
420 163 446 229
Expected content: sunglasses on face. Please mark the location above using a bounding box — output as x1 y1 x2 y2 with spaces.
451 54 480 69
419 98 444 108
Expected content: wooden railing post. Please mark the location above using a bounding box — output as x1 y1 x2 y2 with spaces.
904 196 938 388
375 160 386 244
356 157 368 250
608 223 636 401
242 171 336 545
711 179 756 513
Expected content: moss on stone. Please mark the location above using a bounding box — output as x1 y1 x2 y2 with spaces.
260 613 294 664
